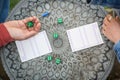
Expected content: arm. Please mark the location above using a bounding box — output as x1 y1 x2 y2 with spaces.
0 23 14 47
0 16 41 47
102 14 120 63
114 41 120 63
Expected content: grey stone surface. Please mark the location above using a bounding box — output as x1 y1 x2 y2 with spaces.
0 0 115 80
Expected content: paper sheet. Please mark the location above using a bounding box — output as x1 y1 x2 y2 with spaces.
16 31 52 62
67 22 104 52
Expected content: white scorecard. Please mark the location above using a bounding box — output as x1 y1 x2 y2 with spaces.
16 31 52 62
67 22 104 52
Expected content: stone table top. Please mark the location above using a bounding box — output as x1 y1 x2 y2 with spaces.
0 0 115 80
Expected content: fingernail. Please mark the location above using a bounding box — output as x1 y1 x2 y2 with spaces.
108 16 112 21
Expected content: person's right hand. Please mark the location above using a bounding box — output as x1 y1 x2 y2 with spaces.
4 16 41 40
102 14 120 43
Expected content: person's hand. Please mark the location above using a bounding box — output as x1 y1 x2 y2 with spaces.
102 14 120 43
4 16 41 40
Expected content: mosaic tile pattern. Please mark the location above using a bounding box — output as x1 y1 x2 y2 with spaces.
1 0 115 80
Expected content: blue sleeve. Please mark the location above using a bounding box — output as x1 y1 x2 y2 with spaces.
113 41 120 63
0 0 10 23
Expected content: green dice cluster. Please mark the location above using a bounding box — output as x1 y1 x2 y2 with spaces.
46 55 61 64
27 21 34 28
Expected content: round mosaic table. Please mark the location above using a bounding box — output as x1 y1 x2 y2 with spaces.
0 0 115 80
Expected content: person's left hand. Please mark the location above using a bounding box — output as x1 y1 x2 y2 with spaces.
4 16 41 40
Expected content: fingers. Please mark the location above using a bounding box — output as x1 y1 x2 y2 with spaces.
102 22 110 35
116 16 120 23
33 16 39 23
103 14 112 25
102 24 107 31
106 14 112 21
102 28 106 35
102 14 115 31
33 16 41 31
103 17 109 26
23 31 37 39
23 23 40 39
22 16 41 31
116 16 119 20
28 27 34 31
34 23 41 32
102 24 108 38
22 17 34 23
108 15 112 21
22 16 35 31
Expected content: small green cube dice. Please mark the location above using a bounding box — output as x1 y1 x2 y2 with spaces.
27 21 34 28
57 18 63 24
47 56 53 62
55 58 61 64
53 33 59 39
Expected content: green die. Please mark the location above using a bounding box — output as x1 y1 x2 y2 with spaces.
57 18 63 24
47 56 53 62
55 58 61 64
53 33 59 39
27 21 34 28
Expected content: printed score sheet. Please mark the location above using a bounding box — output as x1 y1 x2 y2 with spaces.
67 22 104 52
16 31 52 62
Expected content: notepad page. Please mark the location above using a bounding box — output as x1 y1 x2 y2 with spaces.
16 31 52 62
67 22 104 52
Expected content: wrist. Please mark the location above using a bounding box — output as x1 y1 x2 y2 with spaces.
0 23 14 47
3 22 11 31
114 38 120 44
3 22 15 41
113 40 120 63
